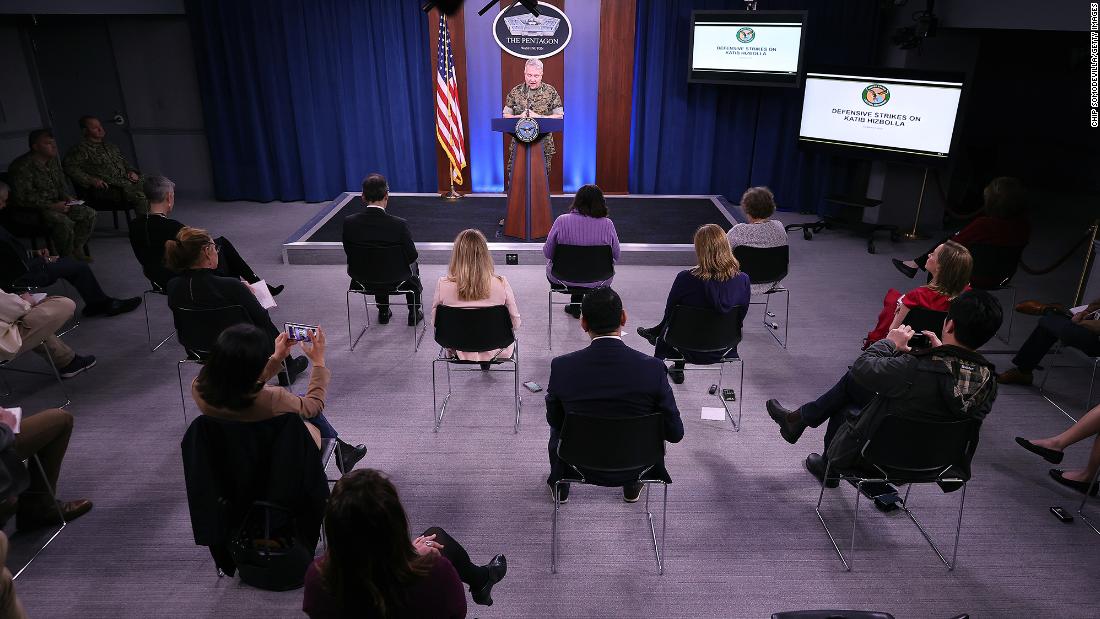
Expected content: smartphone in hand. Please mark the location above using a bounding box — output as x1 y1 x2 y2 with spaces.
285 322 318 342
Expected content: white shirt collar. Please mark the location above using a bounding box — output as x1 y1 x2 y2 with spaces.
591 334 623 341
364 204 386 210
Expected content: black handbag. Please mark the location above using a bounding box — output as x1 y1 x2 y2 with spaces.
228 500 313 591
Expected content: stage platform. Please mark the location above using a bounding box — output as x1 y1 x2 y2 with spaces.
283 193 741 265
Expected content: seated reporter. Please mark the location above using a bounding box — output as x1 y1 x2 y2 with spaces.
165 226 307 383
865 240 971 347
129 175 282 294
1017 401 1100 495
303 468 507 618
766 290 1002 483
0 181 139 317
191 323 366 474
998 298 1100 386
430 229 521 367
726 186 788 296
0 289 95 378
543 184 620 319
637 223 750 384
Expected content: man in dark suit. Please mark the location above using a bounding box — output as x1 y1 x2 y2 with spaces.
0 180 139 317
129 175 281 294
341 173 423 326
545 287 684 503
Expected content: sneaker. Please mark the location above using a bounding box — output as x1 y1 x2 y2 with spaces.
58 355 96 378
623 483 643 503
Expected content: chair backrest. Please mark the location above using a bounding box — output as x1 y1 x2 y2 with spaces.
861 416 979 480
557 412 664 474
662 304 744 353
901 306 948 338
343 242 413 286
172 304 251 356
434 305 515 353
549 244 614 284
967 243 1023 288
733 245 789 285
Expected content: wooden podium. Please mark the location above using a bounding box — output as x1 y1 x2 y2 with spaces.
492 117 562 240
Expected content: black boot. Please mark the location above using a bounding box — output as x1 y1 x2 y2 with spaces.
335 440 367 474
470 554 507 606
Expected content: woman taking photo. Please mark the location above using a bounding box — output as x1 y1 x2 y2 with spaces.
637 224 751 384
303 469 507 618
191 323 366 474
543 184 620 319
431 229 521 367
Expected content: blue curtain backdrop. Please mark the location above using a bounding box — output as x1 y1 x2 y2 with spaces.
186 0 437 202
631 0 882 212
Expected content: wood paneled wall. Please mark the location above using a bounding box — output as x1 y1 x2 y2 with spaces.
595 0 636 194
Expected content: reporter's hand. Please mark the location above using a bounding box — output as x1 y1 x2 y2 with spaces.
922 330 943 348
1072 311 1086 323
272 332 295 360
18 292 37 306
50 201 69 213
92 178 108 190
0 409 17 431
300 326 326 367
886 325 915 352
127 171 139 183
413 534 443 556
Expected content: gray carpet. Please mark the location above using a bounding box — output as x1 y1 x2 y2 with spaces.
5 196 1099 618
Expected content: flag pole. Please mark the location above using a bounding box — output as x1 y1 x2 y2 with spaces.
441 166 461 200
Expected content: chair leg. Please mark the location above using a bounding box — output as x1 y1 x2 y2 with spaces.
900 482 967 570
762 288 789 349
512 351 521 434
12 455 67 580
551 480 563 574
144 290 173 352
178 361 190 431
815 462 855 571
547 290 553 351
643 482 668 575
38 345 70 409
432 358 453 432
1078 468 1100 536
112 210 119 230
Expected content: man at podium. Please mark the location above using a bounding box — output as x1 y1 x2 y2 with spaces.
502 58 563 183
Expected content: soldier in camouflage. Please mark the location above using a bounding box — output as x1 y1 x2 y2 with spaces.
63 116 148 216
7 130 96 260
503 58 564 183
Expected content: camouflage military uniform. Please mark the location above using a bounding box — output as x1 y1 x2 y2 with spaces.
63 139 148 215
7 152 96 258
504 83 563 182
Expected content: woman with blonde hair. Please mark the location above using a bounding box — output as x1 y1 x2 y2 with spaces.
431 229 521 366
865 240 973 346
637 224 751 383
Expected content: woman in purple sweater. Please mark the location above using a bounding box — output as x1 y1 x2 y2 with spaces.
637 224 751 384
543 184 620 318
303 469 507 618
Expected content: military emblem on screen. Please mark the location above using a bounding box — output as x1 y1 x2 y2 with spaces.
515 117 540 143
736 27 755 43
862 84 890 107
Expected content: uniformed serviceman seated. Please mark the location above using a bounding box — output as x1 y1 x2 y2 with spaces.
7 129 96 261
62 115 148 216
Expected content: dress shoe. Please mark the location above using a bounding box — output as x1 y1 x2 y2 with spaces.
805 453 839 488
18 498 93 531
667 362 685 385
997 368 1033 385
267 283 285 297
335 440 367 474
766 399 806 444
636 326 658 346
104 296 142 317
408 309 425 326
1015 437 1064 464
471 554 507 606
1049 469 1100 496
623 483 643 503
549 483 569 504
1015 300 1065 316
563 304 581 319
891 258 918 279
377 308 393 324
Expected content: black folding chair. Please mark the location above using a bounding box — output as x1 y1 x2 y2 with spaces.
1078 467 1100 536
143 279 174 352
734 245 790 348
901 306 948 339
72 183 134 230
552 412 670 575
815 416 980 571
546 244 614 350
661 304 746 430
10 454 69 580
171 304 252 429
968 243 1023 344
432 305 520 433
343 243 424 351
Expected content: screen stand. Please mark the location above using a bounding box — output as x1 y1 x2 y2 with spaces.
903 167 930 241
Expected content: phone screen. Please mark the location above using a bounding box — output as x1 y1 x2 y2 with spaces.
285 322 317 342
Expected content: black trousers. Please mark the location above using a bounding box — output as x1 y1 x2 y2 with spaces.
421 526 488 590
16 256 110 307
373 276 423 311
214 237 260 283
1013 313 1100 372
798 370 876 452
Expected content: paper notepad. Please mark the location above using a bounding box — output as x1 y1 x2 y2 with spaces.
248 280 277 310
9 407 21 434
701 407 728 421
29 293 47 305
1071 305 1100 320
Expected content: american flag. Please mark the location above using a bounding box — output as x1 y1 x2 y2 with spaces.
436 14 466 185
